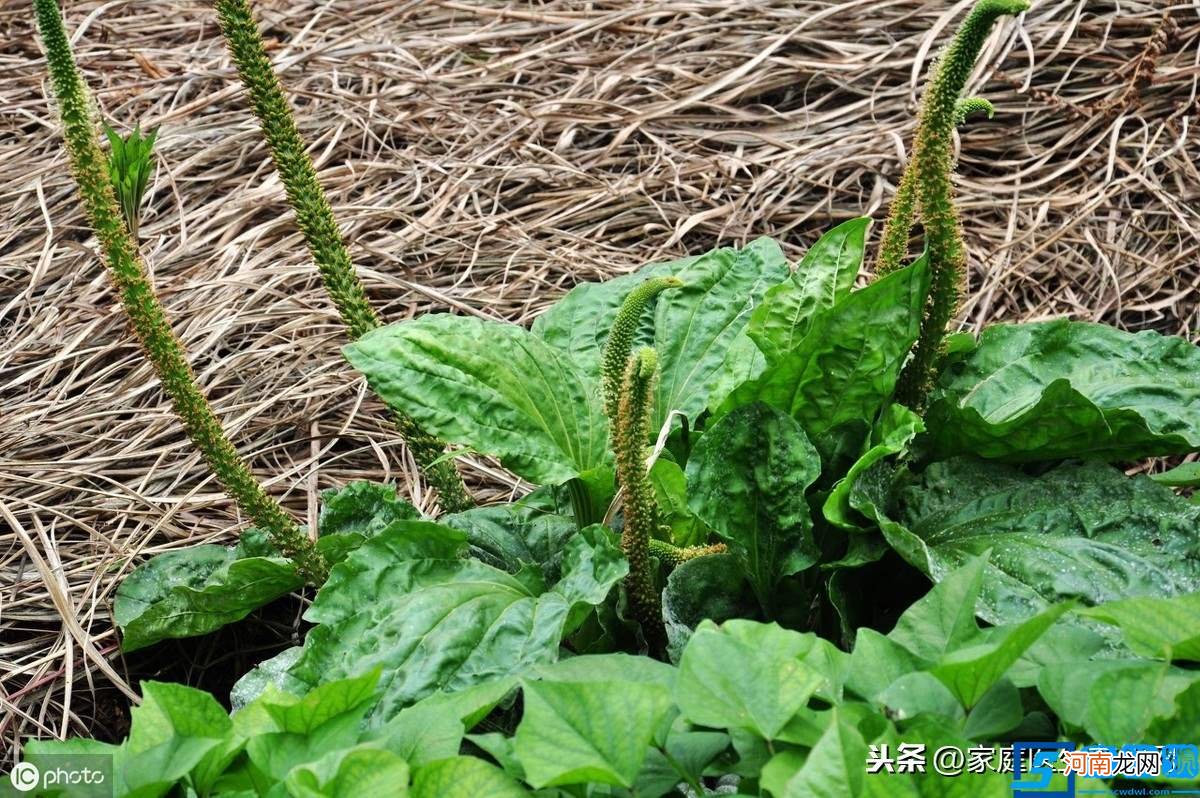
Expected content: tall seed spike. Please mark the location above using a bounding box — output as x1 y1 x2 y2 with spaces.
33 0 327 584
879 0 1029 409
211 0 472 513
613 347 668 657
601 276 683 419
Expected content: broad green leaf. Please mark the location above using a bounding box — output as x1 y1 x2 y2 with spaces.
1039 659 1199 742
706 329 767 415
854 458 1200 626
245 672 381 781
662 730 731 784
441 501 578 581
120 681 233 795
513 678 672 788
926 320 1200 461
846 628 928 703
285 746 409 798
467 732 524 780
687 403 821 613
1145 679 1200 742
961 679 1023 740
662 552 757 659
533 237 790 431
114 534 302 653
1079 592 1200 661
761 712 866 798
370 699 465 766
316 481 420 564
411 756 530 798
931 602 1072 707
258 670 380 735
1004 622 1106 688
545 240 787 454
285 522 626 720
748 217 870 363
116 484 417 653
230 646 307 710
531 254 690 378
405 677 518 731
633 729 731 797
874 672 964 724
532 652 677 690
888 555 988 662
1150 461 1200 487
722 257 929 463
650 238 790 429
648 458 707 547
1085 665 1199 743
824 404 924 531
318 481 419 537
675 620 824 740
345 314 609 486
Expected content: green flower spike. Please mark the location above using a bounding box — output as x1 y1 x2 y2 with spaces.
601 276 683 419
877 0 1029 410
954 97 996 126
647 538 727 569
212 0 471 513
34 0 327 585
613 347 668 656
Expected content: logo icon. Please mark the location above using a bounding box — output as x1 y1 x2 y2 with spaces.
9 762 40 793
1012 742 1075 798
1163 744 1200 779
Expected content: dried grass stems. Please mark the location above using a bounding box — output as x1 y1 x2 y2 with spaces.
1 0 1197 752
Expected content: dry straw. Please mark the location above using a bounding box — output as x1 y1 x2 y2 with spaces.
1 0 1196 750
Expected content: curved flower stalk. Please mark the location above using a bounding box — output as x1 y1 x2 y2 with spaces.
34 0 327 585
876 0 1030 410
212 0 471 513
601 276 683 419
613 347 668 655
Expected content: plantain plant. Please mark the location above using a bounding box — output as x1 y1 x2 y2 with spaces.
210 0 472 513
33 0 327 585
30 2 1200 792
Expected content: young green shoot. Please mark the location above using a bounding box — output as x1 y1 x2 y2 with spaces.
104 124 157 238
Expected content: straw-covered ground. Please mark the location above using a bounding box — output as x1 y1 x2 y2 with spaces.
1 0 1197 753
